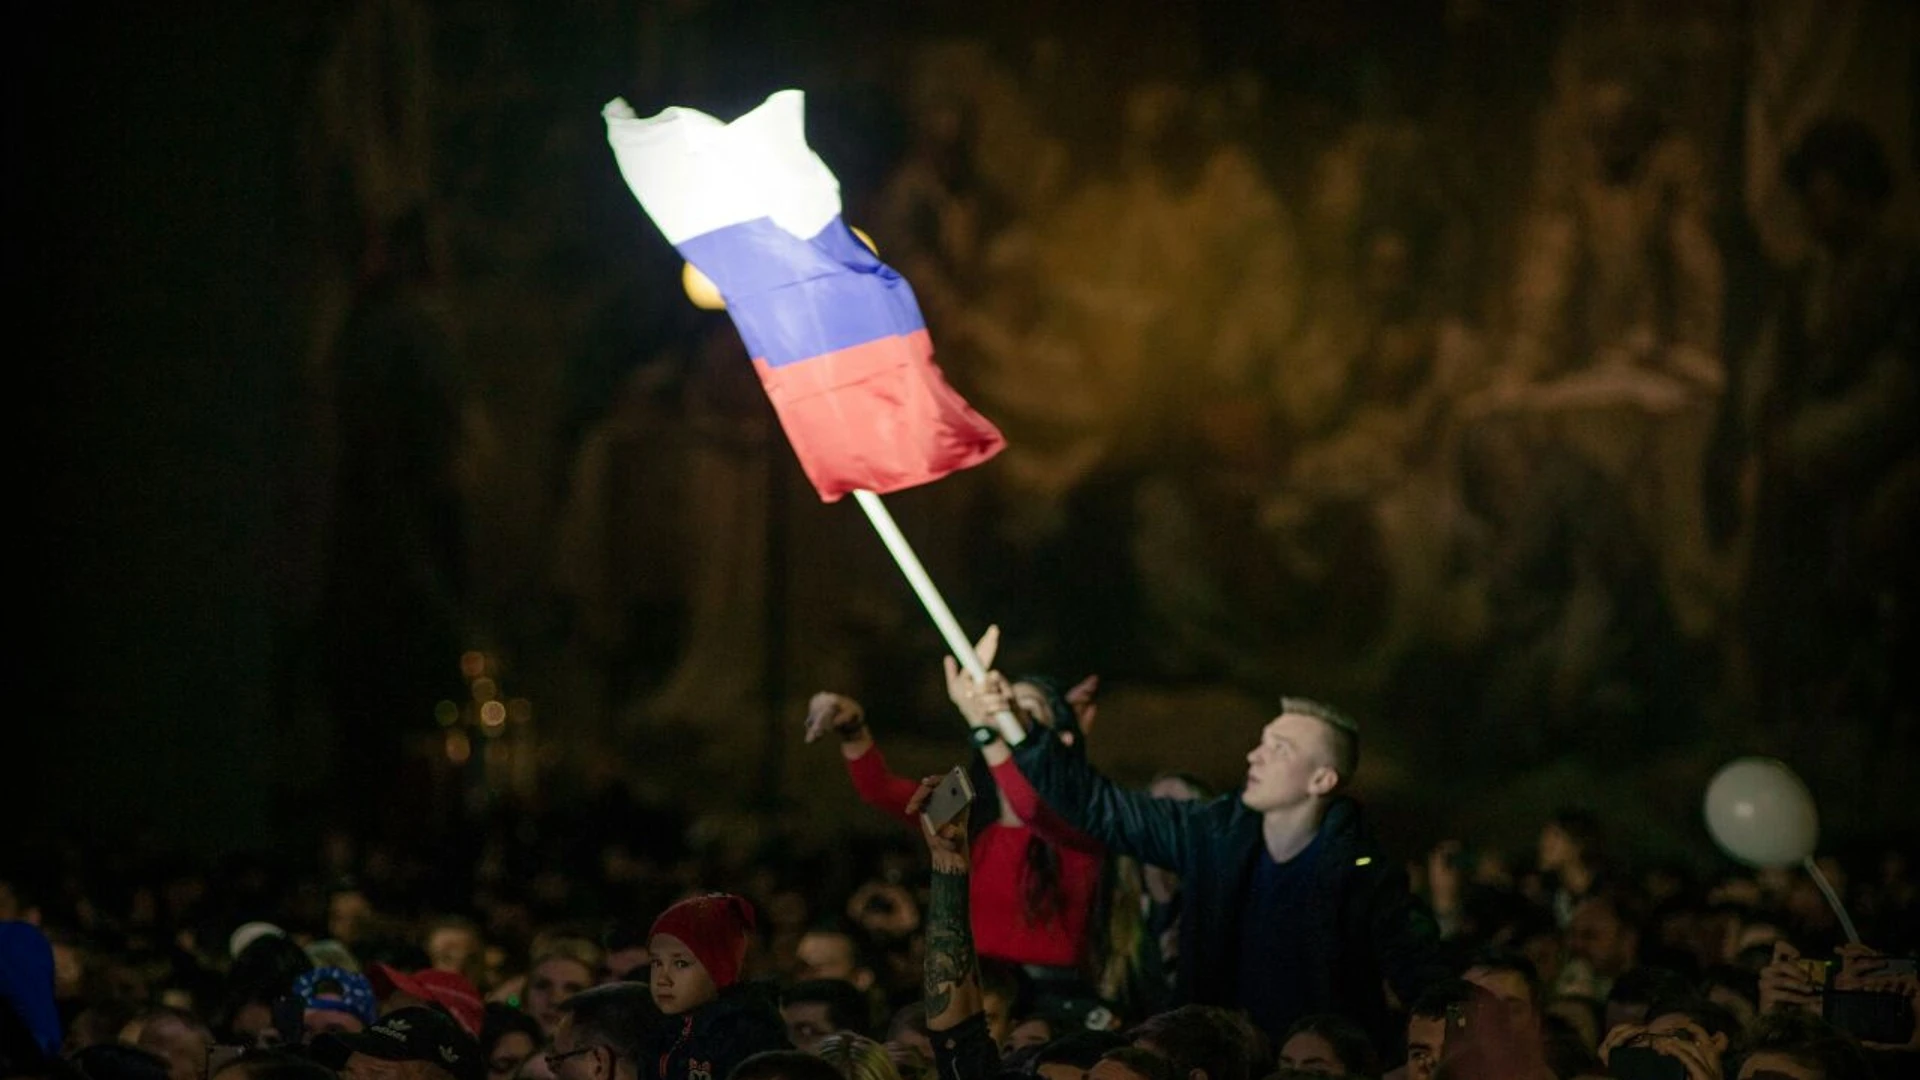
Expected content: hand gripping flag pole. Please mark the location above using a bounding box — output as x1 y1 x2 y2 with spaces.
605 91 1024 744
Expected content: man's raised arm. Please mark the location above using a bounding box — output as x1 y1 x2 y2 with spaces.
942 628 1197 871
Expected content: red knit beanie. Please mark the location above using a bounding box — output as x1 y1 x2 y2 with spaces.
647 893 756 990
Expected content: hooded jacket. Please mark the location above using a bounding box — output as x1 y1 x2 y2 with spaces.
642 982 789 1080
1010 728 1447 1055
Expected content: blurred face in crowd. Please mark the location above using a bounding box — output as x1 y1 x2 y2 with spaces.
782 1001 838 1054
330 890 375 944
428 925 483 977
1567 899 1636 977
980 989 1014 1048
1405 1013 1446 1080
304 1003 366 1040
1538 824 1578 873
526 957 595 1034
1088 1060 1154 1080
648 934 718 1016
1242 713 1339 814
1006 1017 1054 1054
794 931 861 984
133 1013 214 1080
489 1030 538 1080
1008 682 1057 735
546 1015 606 1080
1277 1031 1345 1075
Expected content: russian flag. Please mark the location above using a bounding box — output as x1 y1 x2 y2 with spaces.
604 90 1006 502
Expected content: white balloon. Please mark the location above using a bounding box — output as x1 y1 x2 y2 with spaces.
1703 757 1819 868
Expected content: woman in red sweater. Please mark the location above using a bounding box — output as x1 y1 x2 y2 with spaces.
804 675 1107 1003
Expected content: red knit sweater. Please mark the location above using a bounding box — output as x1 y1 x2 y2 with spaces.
845 744 1105 969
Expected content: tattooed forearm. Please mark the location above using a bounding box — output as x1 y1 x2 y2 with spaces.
923 864 980 1027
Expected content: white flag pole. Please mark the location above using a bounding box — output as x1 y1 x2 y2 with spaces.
852 489 1026 744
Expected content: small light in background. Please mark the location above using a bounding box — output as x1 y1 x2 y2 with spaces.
471 677 497 703
460 651 487 679
434 700 459 727
445 730 472 764
479 700 506 733
508 697 533 725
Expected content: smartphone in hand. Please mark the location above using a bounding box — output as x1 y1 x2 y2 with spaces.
923 766 975 827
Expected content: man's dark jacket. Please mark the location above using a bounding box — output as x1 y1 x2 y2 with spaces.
1012 729 1448 1053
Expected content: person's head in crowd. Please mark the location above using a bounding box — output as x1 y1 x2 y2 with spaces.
1504 909 1565 996
813 1033 901 1080
123 1006 215 1080
209 1047 342 1080
729 1051 846 1080
1462 949 1543 1040
1129 1005 1257 1080
1734 1010 1874 1080
522 945 600 1037
65 1000 140 1054
1539 810 1605 883
545 983 654 1080
1784 117 1894 253
976 961 1023 1049
597 924 649 985
1090 1047 1180 1080
1699 965 1759 1033
225 933 317 1043
295 968 380 1040
69 1043 173 1080
1603 967 1690 1034
1406 980 1475 1080
0 878 41 925
480 1005 544 1080
1568 890 1642 981
1029 1031 1130 1080
1635 996 1741 1064
306 943 363 975
312 1005 483 1080
424 918 487 991
1239 698 1358 817
328 888 376 947
647 894 754 1017
1275 1014 1377 1077
232 924 290 962
792 923 877 992
369 965 485 1039
781 979 871 1053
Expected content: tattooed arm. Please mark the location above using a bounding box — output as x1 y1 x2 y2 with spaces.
906 774 981 1031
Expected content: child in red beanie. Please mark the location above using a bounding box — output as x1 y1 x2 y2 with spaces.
642 893 790 1080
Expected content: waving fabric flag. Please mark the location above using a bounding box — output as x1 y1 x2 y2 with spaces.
604 90 1005 502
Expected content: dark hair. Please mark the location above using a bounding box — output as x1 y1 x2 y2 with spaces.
1546 808 1605 865
1409 979 1477 1022
1278 1013 1379 1077
602 921 650 956
1129 1005 1257 1080
885 1004 928 1042
1098 1048 1180 1080
70 1044 173 1080
801 920 880 977
555 983 659 1064
480 1004 545 1060
1606 967 1691 1012
1644 995 1741 1047
1698 965 1758 1012
1539 1016 1602 1080
781 979 874 1038
212 1049 341 1080
1034 1031 1130 1070
1736 1011 1875 1080
730 1050 849 1080
1784 118 1894 206
1464 948 1542 1006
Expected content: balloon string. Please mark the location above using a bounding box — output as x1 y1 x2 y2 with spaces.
1803 855 1862 945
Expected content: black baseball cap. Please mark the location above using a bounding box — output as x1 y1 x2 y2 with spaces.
311 1006 483 1080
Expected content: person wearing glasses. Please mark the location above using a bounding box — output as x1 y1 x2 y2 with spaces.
545 984 657 1080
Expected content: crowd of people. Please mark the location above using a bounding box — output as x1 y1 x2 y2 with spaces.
5 637 1917 1080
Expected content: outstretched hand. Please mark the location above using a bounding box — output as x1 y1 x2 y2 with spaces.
907 773 970 873
804 691 868 744
942 626 1012 731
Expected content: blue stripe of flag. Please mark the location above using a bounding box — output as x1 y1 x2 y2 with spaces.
675 217 927 368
